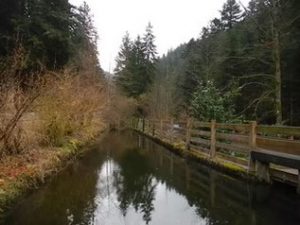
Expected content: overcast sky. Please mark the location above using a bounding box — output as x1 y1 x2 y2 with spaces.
69 0 250 72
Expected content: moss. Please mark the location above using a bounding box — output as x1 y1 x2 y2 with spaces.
135 129 259 183
221 161 245 172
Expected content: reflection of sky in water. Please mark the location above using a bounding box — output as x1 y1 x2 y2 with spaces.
4 132 300 225
91 159 204 225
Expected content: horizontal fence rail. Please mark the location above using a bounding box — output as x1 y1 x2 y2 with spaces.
132 118 300 193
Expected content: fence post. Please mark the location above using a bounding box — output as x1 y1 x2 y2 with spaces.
210 120 216 159
142 118 145 132
160 119 163 137
248 121 257 172
170 118 174 141
145 119 148 134
139 118 142 131
185 118 192 151
152 120 155 136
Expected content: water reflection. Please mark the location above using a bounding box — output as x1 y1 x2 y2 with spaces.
3 131 300 225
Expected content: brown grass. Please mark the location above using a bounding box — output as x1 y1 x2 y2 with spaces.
0 67 108 213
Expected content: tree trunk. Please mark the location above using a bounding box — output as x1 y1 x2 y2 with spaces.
274 28 282 125
270 0 282 125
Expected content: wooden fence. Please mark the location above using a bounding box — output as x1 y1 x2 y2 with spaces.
132 118 300 193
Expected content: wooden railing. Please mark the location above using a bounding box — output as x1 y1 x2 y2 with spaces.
132 118 300 192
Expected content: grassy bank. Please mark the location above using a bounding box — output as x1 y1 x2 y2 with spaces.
0 126 108 217
0 67 111 218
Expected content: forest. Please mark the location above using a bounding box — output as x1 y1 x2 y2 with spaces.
0 0 112 210
1 0 300 215
115 0 300 126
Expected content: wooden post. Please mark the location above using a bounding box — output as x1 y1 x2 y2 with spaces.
152 120 155 136
170 118 174 141
142 118 145 132
139 118 143 131
160 119 163 137
145 119 147 133
118 117 121 131
185 118 192 151
210 120 216 159
248 121 257 173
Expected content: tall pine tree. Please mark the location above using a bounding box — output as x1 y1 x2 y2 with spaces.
115 23 157 98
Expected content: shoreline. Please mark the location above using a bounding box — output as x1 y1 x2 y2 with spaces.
135 130 260 183
0 127 108 219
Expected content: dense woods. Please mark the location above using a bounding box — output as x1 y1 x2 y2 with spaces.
0 0 101 74
1 0 300 221
115 0 300 125
0 0 107 208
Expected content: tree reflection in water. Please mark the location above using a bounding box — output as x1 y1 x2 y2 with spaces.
4 131 300 225
113 148 156 224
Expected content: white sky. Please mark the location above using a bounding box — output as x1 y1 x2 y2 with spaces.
69 0 250 72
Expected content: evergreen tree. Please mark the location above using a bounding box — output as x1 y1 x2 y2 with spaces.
127 35 147 97
220 0 244 29
143 22 157 64
114 32 132 75
154 0 300 125
142 22 157 92
71 1 101 74
0 0 101 74
20 0 73 70
0 0 24 57
115 23 158 98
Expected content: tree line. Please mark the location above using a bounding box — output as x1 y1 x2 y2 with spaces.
115 0 300 125
0 0 101 76
0 1 106 158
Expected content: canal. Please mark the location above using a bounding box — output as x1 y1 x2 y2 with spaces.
3 131 300 225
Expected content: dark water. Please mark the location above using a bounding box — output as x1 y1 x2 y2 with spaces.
2 131 300 225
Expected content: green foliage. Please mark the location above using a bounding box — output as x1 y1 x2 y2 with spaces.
115 23 157 98
191 81 239 122
0 0 101 74
220 0 244 30
155 0 300 125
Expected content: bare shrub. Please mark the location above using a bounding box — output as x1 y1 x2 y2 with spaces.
102 79 137 129
36 70 106 146
0 46 41 158
0 42 106 157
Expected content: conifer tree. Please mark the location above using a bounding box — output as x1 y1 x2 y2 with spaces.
115 23 158 98
71 1 101 74
142 22 158 89
114 32 132 75
220 0 244 29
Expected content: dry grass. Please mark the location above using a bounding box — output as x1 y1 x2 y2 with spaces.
36 71 106 146
0 43 113 214
0 69 106 156
102 80 137 129
0 69 108 213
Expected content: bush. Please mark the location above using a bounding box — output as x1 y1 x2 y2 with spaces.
37 71 105 146
191 80 240 122
0 67 106 158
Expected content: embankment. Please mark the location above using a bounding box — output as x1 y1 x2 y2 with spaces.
0 126 108 217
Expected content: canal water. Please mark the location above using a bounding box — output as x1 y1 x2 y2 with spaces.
3 131 300 225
